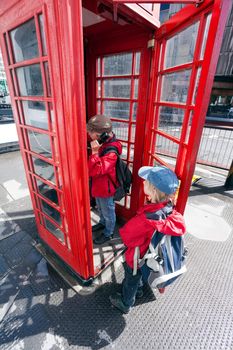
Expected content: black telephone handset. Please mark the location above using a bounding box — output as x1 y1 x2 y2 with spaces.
99 132 109 144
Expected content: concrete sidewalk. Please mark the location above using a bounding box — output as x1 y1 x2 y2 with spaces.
0 151 233 350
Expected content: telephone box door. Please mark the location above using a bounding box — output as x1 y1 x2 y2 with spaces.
142 0 231 213
0 0 93 280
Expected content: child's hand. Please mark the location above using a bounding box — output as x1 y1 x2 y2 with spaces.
90 140 100 154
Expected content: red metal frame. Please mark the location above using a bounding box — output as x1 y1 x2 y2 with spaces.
86 25 152 217
143 0 231 214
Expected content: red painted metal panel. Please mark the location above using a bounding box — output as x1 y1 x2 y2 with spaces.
87 27 152 217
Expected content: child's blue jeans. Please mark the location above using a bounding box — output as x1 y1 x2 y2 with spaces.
95 197 116 237
122 263 143 307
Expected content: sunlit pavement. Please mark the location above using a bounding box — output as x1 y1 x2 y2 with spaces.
0 151 233 350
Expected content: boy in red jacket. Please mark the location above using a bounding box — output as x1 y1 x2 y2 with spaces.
110 165 186 313
87 115 122 245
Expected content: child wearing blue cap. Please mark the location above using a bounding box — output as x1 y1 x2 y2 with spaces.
110 165 186 314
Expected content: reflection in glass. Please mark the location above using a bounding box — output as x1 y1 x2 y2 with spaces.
49 103 55 131
103 53 132 76
129 144 134 161
22 100 48 130
132 103 138 121
97 58 101 77
200 14 212 59
134 79 139 99
165 22 199 68
36 179 59 205
104 101 130 120
192 67 202 105
112 121 129 141
44 62 51 97
39 15 47 56
16 64 44 96
97 101 101 114
104 79 131 98
32 157 55 183
130 125 136 142
159 106 185 139
28 130 51 158
161 70 191 104
121 143 128 159
97 80 101 98
155 134 179 159
41 199 61 224
10 19 39 63
135 52 141 74
44 217 64 243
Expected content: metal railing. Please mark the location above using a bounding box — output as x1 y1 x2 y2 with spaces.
197 124 233 170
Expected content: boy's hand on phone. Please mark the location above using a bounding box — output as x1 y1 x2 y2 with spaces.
90 140 100 154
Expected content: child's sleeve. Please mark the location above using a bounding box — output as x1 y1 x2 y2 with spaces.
88 152 117 177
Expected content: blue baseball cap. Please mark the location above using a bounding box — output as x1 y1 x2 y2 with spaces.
138 166 179 195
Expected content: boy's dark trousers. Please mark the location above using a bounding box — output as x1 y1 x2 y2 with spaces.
122 263 143 307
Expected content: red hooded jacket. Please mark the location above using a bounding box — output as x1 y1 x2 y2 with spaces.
120 201 186 269
88 135 122 198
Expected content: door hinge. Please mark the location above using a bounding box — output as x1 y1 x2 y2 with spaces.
148 38 155 49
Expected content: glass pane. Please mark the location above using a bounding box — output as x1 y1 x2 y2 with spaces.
200 14 211 59
49 103 55 131
103 53 132 76
39 14 47 56
32 157 55 183
104 101 130 120
112 121 129 141
165 22 199 68
129 144 134 161
97 100 101 114
16 64 43 96
28 130 52 158
132 103 138 121
130 124 136 142
121 142 128 159
135 52 141 74
44 62 51 97
161 70 191 104
155 134 179 159
104 79 131 98
159 106 185 139
97 58 101 77
36 179 59 205
41 199 61 225
192 67 202 105
134 79 139 99
10 19 39 63
97 80 101 98
44 217 64 243
22 100 48 130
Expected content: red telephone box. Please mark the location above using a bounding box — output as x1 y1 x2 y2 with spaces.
0 0 230 283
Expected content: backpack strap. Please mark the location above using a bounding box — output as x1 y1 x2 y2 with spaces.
132 205 172 276
99 146 120 189
100 146 119 157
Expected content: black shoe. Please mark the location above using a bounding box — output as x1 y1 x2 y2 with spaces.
117 290 143 300
109 294 131 314
136 288 144 299
93 234 113 245
92 223 105 232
